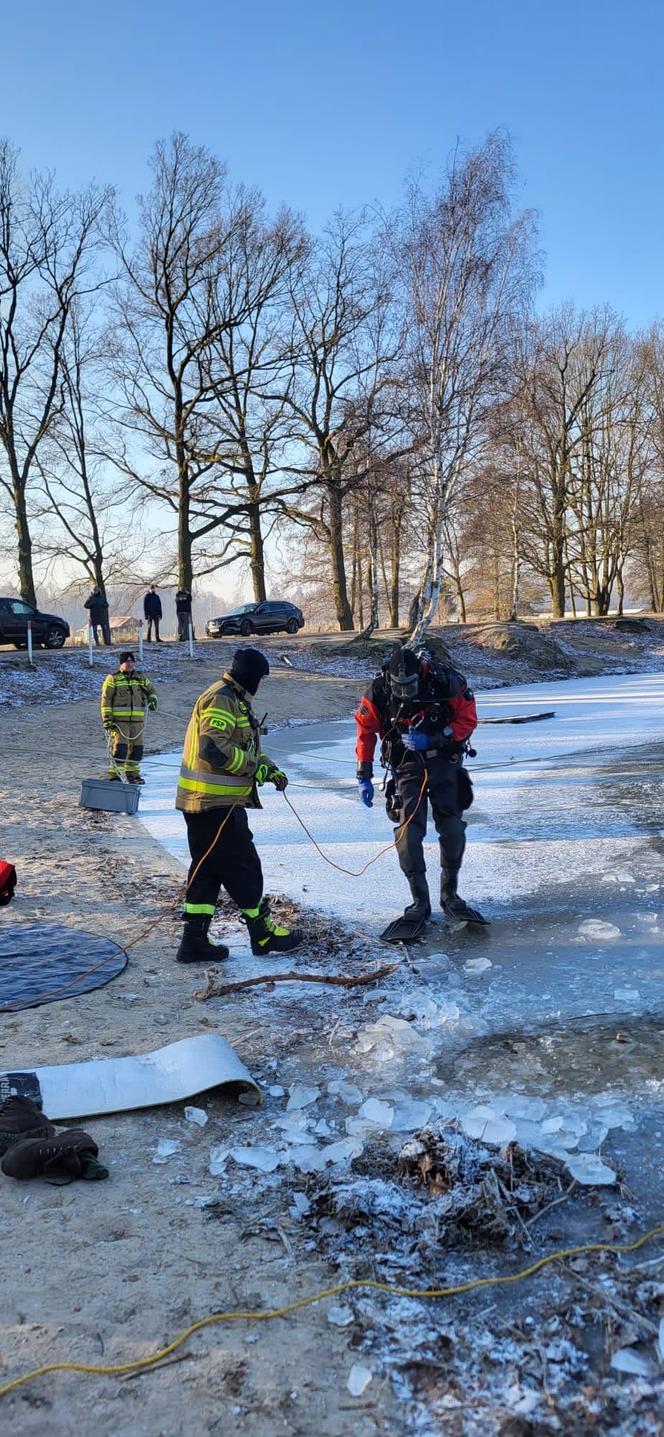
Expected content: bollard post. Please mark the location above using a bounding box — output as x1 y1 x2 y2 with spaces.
88 625 94 667
138 618 144 664
188 619 194 658
27 620 34 667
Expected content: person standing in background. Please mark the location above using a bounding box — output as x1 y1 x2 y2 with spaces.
175 587 192 642
84 585 111 646
143 585 162 643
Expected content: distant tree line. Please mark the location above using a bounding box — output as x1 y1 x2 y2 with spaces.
0 132 662 629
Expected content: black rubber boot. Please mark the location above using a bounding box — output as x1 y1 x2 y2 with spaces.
176 917 229 964
404 873 431 921
243 899 302 956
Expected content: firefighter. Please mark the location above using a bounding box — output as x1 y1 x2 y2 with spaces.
174 647 302 964
101 651 157 784
355 645 488 941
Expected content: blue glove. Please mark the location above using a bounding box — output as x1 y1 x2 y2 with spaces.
402 731 431 752
358 779 374 808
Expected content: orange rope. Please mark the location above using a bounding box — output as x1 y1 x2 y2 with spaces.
280 768 429 877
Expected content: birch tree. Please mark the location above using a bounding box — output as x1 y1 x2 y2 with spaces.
392 133 536 646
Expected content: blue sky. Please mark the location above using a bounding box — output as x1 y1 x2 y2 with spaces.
1 0 661 324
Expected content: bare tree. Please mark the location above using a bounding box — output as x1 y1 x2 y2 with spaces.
32 301 142 592
389 133 537 646
278 213 400 630
106 134 289 590
0 140 108 602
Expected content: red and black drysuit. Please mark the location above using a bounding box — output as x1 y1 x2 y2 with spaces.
355 662 478 915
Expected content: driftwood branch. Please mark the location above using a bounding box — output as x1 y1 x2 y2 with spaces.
195 962 400 1001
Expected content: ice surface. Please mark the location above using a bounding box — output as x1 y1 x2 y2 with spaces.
290 1192 311 1217
184 1106 208 1126
565 1152 616 1185
287 1144 327 1173
286 1083 320 1111
613 988 641 1002
347 1363 373 1396
327 1305 354 1328
269 1085 285 1097
320 1137 364 1164
504 1096 547 1121
153 1138 179 1163
461 1106 517 1145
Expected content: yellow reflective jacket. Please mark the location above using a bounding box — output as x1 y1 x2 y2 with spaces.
175 674 273 813
101 670 157 739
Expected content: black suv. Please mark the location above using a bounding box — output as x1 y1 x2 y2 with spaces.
0 598 70 649
206 601 305 639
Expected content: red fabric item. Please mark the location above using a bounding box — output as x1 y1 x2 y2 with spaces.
0 860 16 906
448 688 478 742
355 695 383 767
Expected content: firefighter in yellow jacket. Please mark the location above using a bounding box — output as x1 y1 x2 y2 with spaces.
175 647 302 964
101 651 157 784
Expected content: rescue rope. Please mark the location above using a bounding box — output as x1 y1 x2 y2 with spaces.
280 767 429 878
0 1224 661 1400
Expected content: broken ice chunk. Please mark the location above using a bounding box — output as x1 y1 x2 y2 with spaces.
328 1305 354 1328
565 1153 616 1186
505 1096 547 1122
613 989 641 1002
321 1137 364 1164
230 1146 282 1173
347 1363 373 1396
290 1192 311 1218
327 1079 364 1105
208 1145 229 1176
610 1347 653 1376
461 1107 517 1146
391 1100 432 1132
184 1106 208 1127
357 1097 394 1129
152 1138 179 1164
287 1145 327 1174
577 919 621 940
355 1014 431 1058
463 957 492 973
286 1083 320 1111
269 1085 285 1097
313 1119 332 1137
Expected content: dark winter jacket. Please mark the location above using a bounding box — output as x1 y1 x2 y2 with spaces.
143 591 162 619
175 589 192 615
84 589 109 618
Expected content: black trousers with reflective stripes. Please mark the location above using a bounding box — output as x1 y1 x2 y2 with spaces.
183 807 263 914
393 756 466 898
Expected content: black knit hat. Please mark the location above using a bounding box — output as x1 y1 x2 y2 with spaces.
230 647 270 695
388 646 419 698
119 651 135 665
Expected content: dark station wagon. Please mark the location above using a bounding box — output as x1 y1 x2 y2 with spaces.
0 598 70 649
206 601 305 639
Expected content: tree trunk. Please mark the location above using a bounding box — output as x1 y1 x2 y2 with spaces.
178 463 193 590
14 478 37 606
360 500 379 637
248 502 267 602
327 481 354 630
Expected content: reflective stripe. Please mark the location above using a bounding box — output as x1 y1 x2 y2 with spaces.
177 776 253 797
184 902 215 916
200 706 236 723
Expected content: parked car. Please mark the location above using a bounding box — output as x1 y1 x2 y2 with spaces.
0 598 70 649
206 600 305 639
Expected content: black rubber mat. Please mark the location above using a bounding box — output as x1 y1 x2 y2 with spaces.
0 923 127 1012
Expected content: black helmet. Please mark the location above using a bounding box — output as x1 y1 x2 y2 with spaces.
388 647 419 699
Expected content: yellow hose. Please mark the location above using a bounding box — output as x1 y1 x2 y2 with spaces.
1 1224 662 1399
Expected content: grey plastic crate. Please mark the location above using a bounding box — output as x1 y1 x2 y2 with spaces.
80 777 140 815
